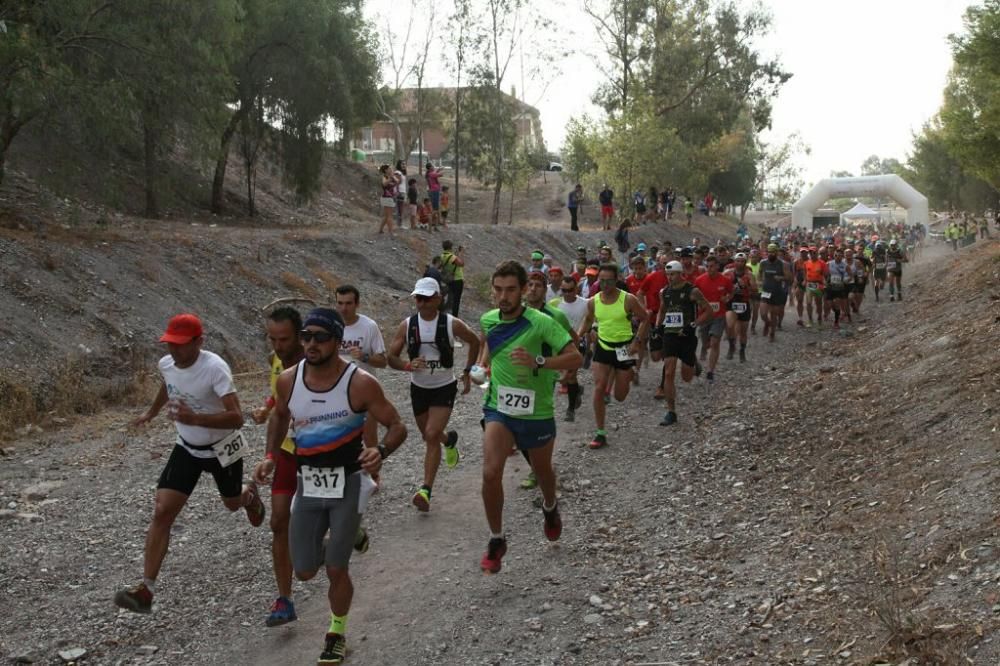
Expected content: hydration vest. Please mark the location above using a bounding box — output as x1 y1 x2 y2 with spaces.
406 313 454 369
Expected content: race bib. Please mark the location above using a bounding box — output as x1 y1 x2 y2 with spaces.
875 262 886 269
730 302 747 314
302 465 346 499
829 274 843 285
887 261 897 270
615 346 637 362
709 302 720 312
806 281 819 290
663 312 684 328
212 431 245 468
497 385 535 416
760 291 772 300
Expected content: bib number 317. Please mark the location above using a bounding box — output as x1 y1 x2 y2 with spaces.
498 386 535 416
302 465 346 499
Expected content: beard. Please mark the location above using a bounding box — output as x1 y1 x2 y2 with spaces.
305 349 336 366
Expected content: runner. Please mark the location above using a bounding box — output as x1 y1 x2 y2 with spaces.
804 247 826 327
625 255 651 384
886 239 907 301
335 285 388 446
758 243 792 342
824 247 852 330
723 253 757 362
748 248 763 334
545 265 564 302
636 252 669 398
693 256 733 382
656 262 712 425
252 306 305 627
552 274 589 419
575 263 649 449
792 247 808 327
847 246 871 315
386 277 481 512
477 261 582 574
253 308 407 666
114 314 264 614
871 240 888 302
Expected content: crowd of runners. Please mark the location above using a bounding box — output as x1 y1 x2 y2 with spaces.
113 218 942 664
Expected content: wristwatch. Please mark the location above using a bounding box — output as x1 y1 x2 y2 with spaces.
535 355 547 368
377 444 390 460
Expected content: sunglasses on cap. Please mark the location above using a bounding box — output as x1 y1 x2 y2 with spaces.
300 330 336 343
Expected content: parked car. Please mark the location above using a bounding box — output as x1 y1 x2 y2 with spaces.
547 162 563 172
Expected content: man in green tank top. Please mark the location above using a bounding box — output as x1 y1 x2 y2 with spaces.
477 261 583 574
575 263 649 449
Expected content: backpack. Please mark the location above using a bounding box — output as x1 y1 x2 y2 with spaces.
440 253 457 285
406 313 454 368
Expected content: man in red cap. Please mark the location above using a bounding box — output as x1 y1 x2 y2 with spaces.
114 313 265 615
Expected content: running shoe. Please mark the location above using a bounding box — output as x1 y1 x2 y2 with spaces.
797 319 804 327
318 632 346 665
412 487 431 512
265 596 297 627
564 407 575 423
354 526 369 554
659 411 677 426
443 430 460 468
113 583 153 614
589 433 608 449
480 537 508 574
543 504 562 541
520 471 538 490
245 481 266 527
739 349 746 363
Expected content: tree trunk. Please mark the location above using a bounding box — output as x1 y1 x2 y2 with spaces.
211 105 247 215
142 102 161 219
508 179 515 225
0 112 31 187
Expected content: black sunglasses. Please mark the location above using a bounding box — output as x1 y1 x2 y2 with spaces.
300 330 335 343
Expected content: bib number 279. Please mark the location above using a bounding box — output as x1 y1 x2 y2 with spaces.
497 386 535 416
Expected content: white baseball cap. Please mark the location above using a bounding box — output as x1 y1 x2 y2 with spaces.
665 261 684 273
411 277 440 296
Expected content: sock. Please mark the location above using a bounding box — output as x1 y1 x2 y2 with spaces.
596 429 606 437
143 577 156 594
740 342 746 351
567 383 580 407
490 531 504 540
420 484 432 497
329 613 347 636
542 500 557 512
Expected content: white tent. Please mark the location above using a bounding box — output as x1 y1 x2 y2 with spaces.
840 202 880 224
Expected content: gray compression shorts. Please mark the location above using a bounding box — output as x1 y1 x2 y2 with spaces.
290 470 363 572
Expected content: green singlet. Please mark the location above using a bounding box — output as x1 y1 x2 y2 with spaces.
480 306 571 420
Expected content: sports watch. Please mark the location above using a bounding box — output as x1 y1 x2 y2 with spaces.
535 355 547 368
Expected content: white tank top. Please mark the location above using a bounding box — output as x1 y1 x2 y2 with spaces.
406 313 456 389
288 361 366 469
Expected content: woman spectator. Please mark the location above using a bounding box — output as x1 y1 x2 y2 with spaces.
378 164 399 235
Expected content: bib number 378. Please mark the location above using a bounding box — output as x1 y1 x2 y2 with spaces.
302 465 346 499
498 385 535 416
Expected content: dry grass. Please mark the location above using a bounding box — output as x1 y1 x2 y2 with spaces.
234 262 269 287
312 268 339 297
280 271 320 300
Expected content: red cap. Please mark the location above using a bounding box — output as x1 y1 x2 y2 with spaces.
159 313 203 344
548 265 564 275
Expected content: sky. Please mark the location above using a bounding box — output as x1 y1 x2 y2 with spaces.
366 0 971 186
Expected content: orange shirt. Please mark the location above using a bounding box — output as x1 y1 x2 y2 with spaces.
804 259 826 284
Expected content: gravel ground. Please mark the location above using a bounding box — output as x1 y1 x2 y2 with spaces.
2 238 998 666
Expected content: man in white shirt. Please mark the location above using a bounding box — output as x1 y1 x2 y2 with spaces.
114 313 264 614
335 284 388 447
386 278 481 513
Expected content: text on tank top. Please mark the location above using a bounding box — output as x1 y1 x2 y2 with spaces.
288 361 365 471
408 313 456 389
660 284 696 335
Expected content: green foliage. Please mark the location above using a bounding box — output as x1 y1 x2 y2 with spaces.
566 0 789 215
860 154 903 177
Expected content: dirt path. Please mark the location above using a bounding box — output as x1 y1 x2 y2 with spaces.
2 240 997 666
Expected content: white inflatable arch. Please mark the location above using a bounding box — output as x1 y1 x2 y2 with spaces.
791 174 929 230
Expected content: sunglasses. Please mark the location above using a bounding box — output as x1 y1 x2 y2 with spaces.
599 278 616 285
414 295 433 302
300 330 335 343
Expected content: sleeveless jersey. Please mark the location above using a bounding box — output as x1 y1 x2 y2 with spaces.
660 283 697 336
594 290 632 347
288 361 365 471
